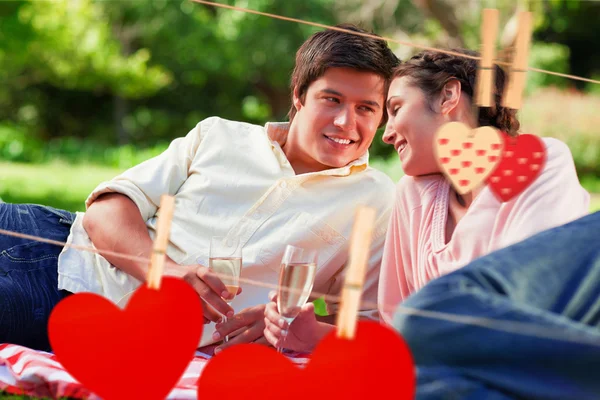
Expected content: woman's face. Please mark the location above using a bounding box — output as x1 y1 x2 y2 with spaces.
383 76 446 177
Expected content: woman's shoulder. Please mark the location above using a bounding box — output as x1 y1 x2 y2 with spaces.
541 137 573 160
394 174 445 209
537 136 579 175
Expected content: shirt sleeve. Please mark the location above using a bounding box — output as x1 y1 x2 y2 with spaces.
496 137 590 249
85 118 213 221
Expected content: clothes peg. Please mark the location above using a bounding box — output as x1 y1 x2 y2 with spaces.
147 195 176 290
475 8 499 108
335 206 376 340
502 11 533 110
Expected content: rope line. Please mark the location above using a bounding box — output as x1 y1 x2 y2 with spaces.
1 228 599 348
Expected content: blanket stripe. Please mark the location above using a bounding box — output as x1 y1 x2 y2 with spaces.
0 344 309 399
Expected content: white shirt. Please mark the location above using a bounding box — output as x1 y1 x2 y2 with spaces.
57 117 396 346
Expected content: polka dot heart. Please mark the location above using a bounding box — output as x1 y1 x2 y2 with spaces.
486 132 547 202
434 122 504 194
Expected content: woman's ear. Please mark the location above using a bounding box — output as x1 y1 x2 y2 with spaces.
439 79 462 116
292 86 303 111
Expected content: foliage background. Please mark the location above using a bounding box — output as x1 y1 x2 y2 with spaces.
0 0 599 212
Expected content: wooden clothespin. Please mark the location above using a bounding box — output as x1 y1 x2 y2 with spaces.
146 195 176 290
335 206 376 340
502 11 533 110
474 8 499 109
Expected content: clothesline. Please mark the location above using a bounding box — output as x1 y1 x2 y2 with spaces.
191 0 600 86
1 227 599 349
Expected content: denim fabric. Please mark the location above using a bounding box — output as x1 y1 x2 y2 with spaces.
416 366 516 400
0 203 75 351
394 211 600 400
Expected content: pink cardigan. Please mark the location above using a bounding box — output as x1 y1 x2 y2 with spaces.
378 137 590 324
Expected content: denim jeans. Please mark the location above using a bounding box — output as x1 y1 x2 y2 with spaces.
0 203 75 351
393 211 600 400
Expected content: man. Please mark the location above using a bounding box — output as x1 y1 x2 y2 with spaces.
0 24 400 352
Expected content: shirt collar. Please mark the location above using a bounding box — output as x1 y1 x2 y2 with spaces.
265 122 369 176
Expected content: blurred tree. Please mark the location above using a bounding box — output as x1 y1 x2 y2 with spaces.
0 0 339 148
0 0 170 143
1 0 598 162
533 0 600 91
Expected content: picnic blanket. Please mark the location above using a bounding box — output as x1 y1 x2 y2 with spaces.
0 343 309 399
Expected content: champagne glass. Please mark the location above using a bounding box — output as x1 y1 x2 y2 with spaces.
209 236 242 343
276 245 317 353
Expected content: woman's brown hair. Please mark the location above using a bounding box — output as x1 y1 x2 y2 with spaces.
392 49 520 136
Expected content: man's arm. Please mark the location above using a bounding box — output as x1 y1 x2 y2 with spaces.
83 192 237 322
83 192 185 281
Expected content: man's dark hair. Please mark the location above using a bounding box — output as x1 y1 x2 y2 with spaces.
288 24 400 127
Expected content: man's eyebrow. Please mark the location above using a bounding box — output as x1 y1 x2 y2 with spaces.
320 88 381 109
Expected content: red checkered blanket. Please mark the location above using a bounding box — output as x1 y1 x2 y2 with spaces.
0 343 309 399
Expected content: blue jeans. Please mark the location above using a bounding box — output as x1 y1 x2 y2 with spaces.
393 211 600 400
0 203 75 351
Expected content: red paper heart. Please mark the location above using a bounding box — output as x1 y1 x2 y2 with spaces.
198 321 415 400
48 277 203 400
486 133 547 202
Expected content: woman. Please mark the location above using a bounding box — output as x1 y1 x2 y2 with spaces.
263 49 590 352
377 49 589 323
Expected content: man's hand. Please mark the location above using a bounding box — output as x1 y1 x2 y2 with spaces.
212 304 267 354
263 291 333 353
169 263 242 324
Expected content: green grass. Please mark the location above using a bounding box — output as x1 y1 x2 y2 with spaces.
0 161 125 212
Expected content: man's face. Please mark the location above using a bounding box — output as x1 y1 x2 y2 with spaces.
286 67 385 173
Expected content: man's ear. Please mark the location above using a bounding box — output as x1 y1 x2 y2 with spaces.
292 86 303 112
439 79 462 116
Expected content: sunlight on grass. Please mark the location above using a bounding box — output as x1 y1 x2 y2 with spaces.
0 161 124 212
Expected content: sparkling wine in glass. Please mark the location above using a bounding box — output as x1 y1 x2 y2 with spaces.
209 236 242 343
276 245 317 353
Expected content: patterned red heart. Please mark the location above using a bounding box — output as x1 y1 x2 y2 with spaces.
434 122 504 194
486 132 547 202
48 277 203 400
198 321 415 400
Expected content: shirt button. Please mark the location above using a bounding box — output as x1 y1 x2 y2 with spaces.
280 181 287 189
254 213 261 220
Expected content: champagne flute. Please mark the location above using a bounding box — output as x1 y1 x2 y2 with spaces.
209 236 242 343
276 245 317 354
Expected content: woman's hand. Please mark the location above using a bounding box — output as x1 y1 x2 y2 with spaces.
263 291 333 353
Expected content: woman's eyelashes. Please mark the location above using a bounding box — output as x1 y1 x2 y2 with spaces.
388 105 401 116
387 100 402 116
